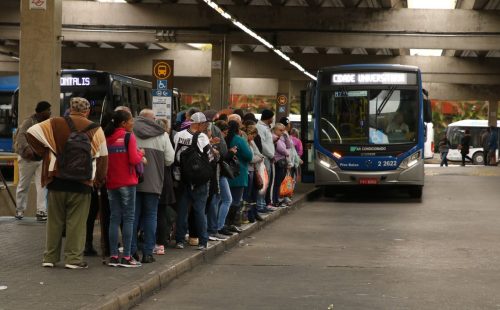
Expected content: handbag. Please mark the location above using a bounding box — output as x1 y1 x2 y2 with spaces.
221 156 240 179
254 164 264 190
279 171 294 198
257 162 269 195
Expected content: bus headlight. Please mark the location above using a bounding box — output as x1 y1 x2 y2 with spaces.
398 150 421 170
317 152 338 169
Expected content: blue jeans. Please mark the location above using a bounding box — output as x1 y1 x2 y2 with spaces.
131 192 159 257
216 176 232 231
208 177 233 234
108 186 136 257
440 151 448 167
176 183 209 246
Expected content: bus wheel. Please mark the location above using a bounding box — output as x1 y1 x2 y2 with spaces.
472 152 484 165
408 186 423 199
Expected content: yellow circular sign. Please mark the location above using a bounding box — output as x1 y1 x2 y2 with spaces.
277 95 288 105
153 62 172 79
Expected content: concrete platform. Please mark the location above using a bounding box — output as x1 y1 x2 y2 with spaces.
0 183 320 310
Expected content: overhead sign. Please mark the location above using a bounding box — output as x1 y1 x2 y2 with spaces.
152 60 174 92
275 93 289 123
332 72 416 85
30 0 46 10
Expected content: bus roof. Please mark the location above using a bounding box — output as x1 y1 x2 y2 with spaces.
448 119 500 127
0 75 19 92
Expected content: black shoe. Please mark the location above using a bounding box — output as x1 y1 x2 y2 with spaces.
141 255 156 264
228 225 242 233
84 246 98 257
218 228 234 236
132 252 141 262
255 213 264 222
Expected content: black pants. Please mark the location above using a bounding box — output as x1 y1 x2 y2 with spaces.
156 203 177 246
461 153 472 165
86 188 110 256
484 149 489 166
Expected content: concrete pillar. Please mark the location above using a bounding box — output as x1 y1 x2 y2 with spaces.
19 0 62 122
488 99 498 127
210 39 230 111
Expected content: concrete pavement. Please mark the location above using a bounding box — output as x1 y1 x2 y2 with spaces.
0 183 319 310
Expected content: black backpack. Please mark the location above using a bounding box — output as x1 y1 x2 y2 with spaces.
179 132 211 186
57 116 99 181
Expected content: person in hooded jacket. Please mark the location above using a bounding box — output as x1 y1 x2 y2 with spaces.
104 110 145 267
130 109 174 264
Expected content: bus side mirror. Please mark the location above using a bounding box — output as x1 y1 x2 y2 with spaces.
424 99 432 123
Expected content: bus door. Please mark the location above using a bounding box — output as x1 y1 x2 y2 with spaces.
300 86 315 183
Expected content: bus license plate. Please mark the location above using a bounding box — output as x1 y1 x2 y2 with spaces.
359 178 379 185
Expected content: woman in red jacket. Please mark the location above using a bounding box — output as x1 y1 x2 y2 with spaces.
104 110 145 268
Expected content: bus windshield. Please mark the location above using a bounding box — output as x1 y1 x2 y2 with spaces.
319 87 418 146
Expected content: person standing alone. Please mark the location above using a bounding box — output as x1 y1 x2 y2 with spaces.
14 101 51 221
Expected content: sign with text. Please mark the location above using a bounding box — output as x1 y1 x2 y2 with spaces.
331 72 417 85
152 89 172 121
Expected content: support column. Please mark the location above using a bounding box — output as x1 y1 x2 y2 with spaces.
19 0 62 122
210 38 231 111
488 99 498 127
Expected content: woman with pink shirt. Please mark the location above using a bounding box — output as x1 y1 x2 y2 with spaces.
272 123 290 206
104 110 145 268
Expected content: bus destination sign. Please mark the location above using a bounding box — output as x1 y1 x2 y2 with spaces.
60 76 94 87
332 72 415 85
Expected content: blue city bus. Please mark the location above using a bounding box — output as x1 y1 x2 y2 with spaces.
0 70 181 153
301 64 432 198
0 75 18 152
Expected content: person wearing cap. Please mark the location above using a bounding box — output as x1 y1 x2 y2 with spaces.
173 112 215 250
256 109 277 212
130 109 174 264
27 97 108 269
14 101 52 221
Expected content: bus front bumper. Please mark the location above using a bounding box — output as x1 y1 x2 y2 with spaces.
315 160 425 187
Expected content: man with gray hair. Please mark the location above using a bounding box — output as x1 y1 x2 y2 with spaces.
27 97 108 269
130 108 174 264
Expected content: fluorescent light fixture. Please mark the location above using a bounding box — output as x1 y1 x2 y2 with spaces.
407 0 457 9
202 0 316 81
410 49 443 56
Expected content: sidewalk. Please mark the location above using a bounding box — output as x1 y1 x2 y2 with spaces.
0 183 320 310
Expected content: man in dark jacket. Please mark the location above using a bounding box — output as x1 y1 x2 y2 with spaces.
14 101 51 221
460 129 473 166
481 128 490 166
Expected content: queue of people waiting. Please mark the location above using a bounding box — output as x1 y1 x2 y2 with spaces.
19 97 303 269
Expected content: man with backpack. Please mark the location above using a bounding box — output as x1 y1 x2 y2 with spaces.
173 112 215 250
26 97 108 269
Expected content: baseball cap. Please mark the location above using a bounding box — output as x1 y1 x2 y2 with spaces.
191 112 208 124
70 97 90 113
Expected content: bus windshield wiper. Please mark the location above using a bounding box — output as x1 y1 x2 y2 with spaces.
376 86 396 115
